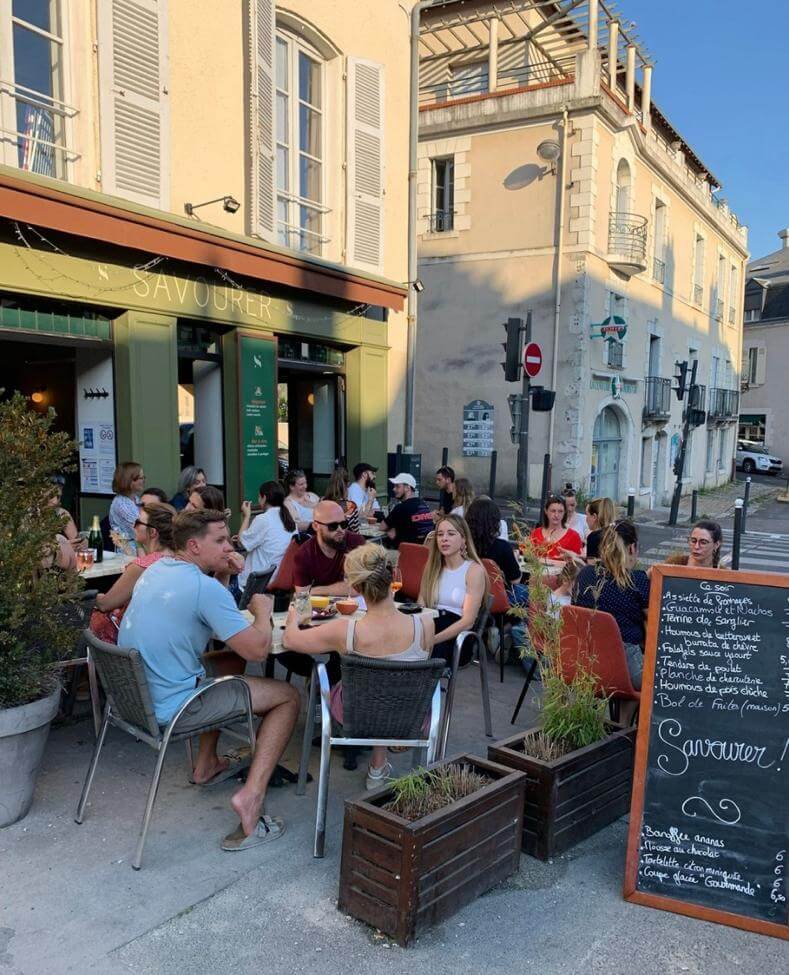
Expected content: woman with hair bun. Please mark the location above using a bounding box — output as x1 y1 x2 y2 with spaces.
284 543 435 789
583 496 615 560
572 520 650 691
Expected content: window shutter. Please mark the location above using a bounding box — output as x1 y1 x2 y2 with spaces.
98 0 169 208
347 58 385 272
249 0 276 240
741 349 749 381
756 347 767 385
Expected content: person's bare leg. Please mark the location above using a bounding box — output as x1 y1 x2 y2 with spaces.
231 677 300 835
192 730 229 783
369 746 388 770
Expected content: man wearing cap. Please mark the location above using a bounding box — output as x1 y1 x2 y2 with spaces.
383 474 433 548
348 462 380 522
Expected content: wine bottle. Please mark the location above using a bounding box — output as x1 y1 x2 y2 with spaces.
88 515 103 563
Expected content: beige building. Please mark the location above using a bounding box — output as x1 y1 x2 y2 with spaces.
0 1 413 521
414 0 748 506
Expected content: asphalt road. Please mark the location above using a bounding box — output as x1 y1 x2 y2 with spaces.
734 469 787 488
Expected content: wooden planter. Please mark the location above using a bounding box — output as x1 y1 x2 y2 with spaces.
488 723 636 861
338 753 526 947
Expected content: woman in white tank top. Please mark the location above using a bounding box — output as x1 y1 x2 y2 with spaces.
419 514 488 666
284 543 434 790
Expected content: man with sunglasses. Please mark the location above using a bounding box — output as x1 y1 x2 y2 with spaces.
293 500 365 595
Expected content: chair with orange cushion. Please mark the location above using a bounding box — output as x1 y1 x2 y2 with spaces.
480 559 513 683
267 537 302 601
397 542 429 602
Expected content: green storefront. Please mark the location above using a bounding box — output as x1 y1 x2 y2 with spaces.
0 171 404 528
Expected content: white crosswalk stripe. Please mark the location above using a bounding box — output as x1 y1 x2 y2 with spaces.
641 529 789 574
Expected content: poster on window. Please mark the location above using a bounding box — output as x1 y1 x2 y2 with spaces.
76 353 116 495
462 400 494 457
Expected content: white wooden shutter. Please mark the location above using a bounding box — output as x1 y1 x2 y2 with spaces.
98 0 169 209
249 0 276 240
347 58 384 272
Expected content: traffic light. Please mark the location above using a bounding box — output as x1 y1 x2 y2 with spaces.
674 360 689 401
501 317 523 382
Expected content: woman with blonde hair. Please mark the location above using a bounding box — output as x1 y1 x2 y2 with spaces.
419 514 488 666
572 520 650 690
449 477 475 519
284 543 435 789
584 496 615 560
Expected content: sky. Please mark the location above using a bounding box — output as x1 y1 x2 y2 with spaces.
624 0 789 260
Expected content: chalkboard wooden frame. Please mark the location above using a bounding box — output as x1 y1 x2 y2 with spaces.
236 330 278 504
624 564 788 940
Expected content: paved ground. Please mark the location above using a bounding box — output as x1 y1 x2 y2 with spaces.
3 656 787 975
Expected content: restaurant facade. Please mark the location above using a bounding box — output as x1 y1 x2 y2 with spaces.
0 0 413 524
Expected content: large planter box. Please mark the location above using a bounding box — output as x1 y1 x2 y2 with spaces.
488 723 636 861
338 753 526 947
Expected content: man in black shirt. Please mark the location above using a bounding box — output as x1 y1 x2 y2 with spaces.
383 474 433 548
434 465 456 515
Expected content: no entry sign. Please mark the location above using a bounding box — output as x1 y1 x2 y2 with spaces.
523 342 543 378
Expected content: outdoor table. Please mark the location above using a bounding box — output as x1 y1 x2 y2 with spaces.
358 522 387 539
79 551 133 581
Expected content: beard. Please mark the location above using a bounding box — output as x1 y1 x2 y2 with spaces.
323 534 345 552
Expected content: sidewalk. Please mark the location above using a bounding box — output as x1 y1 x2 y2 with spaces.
633 479 782 527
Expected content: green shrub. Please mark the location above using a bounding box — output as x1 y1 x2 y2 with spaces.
0 392 83 709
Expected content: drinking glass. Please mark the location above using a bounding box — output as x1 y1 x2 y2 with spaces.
292 586 312 625
77 550 94 573
390 567 403 595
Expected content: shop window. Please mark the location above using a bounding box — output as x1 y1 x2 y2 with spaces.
275 32 326 255
0 0 72 178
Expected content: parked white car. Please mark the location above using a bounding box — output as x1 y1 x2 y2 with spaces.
735 440 784 475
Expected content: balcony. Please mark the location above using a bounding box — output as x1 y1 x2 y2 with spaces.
643 377 671 421
689 383 706 427
653 256 666 284
425 209 455 233
607 212 648 277
708 387 739 421
0 79 80 179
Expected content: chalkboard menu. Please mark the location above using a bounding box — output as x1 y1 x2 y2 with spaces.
625 565 788 940
237 332 277 502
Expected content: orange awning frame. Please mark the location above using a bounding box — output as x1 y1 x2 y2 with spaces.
0 169 406 313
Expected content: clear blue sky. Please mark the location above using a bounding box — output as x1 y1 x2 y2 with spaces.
625 0 788 260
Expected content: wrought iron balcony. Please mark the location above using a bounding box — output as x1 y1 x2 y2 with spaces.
607 212 648 276
653 256 666 284
643 377 671 421
425 209 455 233
708 387 739 420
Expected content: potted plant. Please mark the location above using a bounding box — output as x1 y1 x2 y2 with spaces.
338 754 526 946
0 392 83 827
488 535 636 860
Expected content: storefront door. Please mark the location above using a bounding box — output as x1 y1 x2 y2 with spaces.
590 406 622 501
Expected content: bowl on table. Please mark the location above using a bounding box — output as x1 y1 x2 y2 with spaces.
335 599 358 616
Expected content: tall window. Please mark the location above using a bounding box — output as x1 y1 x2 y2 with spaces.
430 157 454 232
606 292 625 369
0 0 68 178
729 265 738 324
653 200 666 283
275 33 324 254
717 428 728 470
615 159 631 215
706 428 715 473
716 253 726 321
693 234 705 306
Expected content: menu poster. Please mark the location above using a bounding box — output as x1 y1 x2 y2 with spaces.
624 565 788 940
76 353 116 495
237 332 277 502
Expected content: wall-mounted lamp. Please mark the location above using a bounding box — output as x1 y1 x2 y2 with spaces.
184 195 241 217
413 279 425 293
537 139 561 174
30 388 46 404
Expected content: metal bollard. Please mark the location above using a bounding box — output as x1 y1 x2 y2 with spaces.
690 490 698 523
488 450 498 499
742 476 751 534
627 488 635 519
732 499 743 570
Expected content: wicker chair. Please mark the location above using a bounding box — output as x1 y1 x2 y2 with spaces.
307 654 445 858
74 631 255 870
54 589 102 736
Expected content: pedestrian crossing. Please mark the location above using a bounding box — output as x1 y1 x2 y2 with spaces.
641 528 789 575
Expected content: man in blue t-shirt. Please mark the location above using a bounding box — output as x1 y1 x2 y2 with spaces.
120 509 299 852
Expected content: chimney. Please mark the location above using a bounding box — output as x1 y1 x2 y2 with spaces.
779 228 789 249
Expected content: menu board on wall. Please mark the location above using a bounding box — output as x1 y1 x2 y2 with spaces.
462 400 494 457
624 565 788 940
237 332 277 502
75 352 116 495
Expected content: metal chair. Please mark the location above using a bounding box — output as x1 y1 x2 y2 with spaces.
238 565 277 610
437 594 493 757
54 589 102 736
74 631 256 870
305 654 445 858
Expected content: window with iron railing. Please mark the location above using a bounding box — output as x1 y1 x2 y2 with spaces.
0 0 77 178
606 339 624 369
430 157 455 233
608 211 648 265
644 377 671 419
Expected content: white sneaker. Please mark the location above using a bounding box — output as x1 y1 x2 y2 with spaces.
365 761 392 791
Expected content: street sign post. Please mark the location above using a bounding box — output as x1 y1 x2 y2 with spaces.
523 342 543 378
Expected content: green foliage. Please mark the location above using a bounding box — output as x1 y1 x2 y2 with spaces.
384 763 490 821
508 524 609 755
0 392 83 709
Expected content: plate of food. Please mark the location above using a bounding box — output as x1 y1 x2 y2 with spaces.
311 604 338 621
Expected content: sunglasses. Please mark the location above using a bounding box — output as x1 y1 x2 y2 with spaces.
315 519 348 531
134 519 150 529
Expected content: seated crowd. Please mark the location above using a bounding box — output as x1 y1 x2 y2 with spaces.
45 457 729 852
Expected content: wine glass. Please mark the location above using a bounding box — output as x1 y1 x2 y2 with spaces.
390 567 403 596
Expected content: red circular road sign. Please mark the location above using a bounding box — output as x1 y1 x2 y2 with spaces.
523 342 543 378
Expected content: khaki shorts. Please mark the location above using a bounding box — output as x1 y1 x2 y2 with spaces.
171 677 250 735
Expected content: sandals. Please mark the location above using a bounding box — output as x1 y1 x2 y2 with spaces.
221 815 286 851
